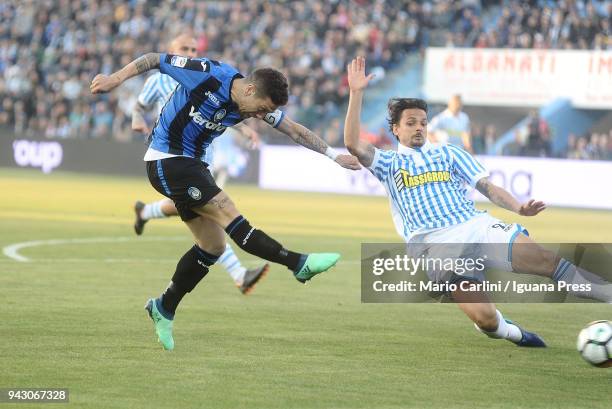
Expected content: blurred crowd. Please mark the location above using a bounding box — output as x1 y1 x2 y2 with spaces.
499 111 612 161
501 127 612 161
564 131 612 160
0 0 610 159
0 0 470 142
445 0 611 49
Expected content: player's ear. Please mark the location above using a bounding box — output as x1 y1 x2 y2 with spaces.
245 83 257 97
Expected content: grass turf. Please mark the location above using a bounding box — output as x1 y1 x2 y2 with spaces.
0 168 610 409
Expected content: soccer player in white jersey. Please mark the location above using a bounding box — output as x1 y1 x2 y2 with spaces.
131 33 269 295
428 94 472 152
344 56 611 348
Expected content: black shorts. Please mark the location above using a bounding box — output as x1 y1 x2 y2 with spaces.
146 157 221 221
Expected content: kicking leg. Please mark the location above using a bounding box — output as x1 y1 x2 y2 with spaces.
134 198 178 235
193 190 339 283
451 284 546 347
511 234 612 303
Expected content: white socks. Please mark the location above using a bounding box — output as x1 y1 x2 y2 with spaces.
141 200 168 220
475 310 523 343
552 258 612 303
218 243 246 284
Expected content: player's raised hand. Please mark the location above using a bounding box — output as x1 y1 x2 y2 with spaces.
90 74 121 94
519 199 547 216
335 154 362 170
241 126 261 149
347 56 375 92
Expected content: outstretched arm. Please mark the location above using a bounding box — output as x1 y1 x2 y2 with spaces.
476 177 546 216
344 56 376 167
91 53 161 94
275 115 361 170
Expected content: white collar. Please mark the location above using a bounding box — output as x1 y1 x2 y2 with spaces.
397 140 432 156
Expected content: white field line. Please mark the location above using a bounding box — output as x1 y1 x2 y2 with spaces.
2 236 189 262
1 236 363 264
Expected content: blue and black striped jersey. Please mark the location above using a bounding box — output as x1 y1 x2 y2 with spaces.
149 53 244 159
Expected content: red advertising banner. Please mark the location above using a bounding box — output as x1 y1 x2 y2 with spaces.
424 48 612 108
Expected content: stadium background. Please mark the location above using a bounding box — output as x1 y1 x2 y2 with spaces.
1 1 611 408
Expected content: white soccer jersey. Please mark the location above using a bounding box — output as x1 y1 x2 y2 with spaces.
368 140 489 242
428 109 470 148
137 71 178 114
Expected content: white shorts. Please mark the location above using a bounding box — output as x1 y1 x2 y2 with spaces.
408 213 528 283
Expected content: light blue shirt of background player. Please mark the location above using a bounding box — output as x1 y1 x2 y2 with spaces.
428 94 472 152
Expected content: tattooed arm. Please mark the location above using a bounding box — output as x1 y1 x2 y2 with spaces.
275 116 361 170
91 53 161 94
476 177 546 216
276 116 328 153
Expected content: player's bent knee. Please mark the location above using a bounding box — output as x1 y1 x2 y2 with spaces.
196 239 226 257
199 192 240 226
218 201 240 221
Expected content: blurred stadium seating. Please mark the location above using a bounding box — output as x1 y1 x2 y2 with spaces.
0 0 610 159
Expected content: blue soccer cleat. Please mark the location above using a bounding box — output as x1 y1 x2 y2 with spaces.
507 319 547 347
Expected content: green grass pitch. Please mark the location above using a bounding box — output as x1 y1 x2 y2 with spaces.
0 168 610 409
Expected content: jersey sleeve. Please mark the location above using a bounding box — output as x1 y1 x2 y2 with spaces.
447 144 489 187
367 148 396 182
137 74 160 107
262 109 285 128
159 53 212 91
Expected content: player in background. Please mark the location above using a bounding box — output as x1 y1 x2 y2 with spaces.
344 56 611 348
428 94 472 152
91 52 361 350
131 33 269 295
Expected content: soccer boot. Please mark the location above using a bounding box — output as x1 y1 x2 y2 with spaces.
144 298 174 350
507 319 547 347
133 201 148 235
294 253 340 283
239 263 270 295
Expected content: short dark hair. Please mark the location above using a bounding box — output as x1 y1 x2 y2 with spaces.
248 68 289 106
387 98 428 134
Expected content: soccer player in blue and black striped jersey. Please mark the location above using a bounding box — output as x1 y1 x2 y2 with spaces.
130 33 269 296
344 56 611 349
91 52 361 350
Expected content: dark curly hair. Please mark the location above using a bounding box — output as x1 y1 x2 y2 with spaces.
387 98 428 137
248 68 289 106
